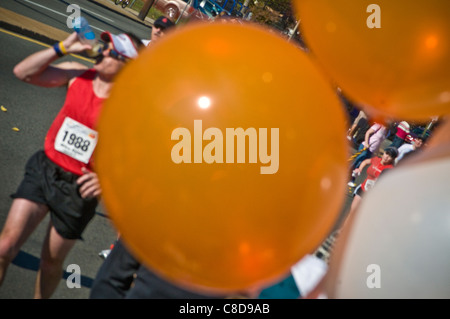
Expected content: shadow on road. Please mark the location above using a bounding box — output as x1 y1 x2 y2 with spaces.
12 250 95 288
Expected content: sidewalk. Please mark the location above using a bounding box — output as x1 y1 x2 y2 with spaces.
0 0 154 44
89 0 155 27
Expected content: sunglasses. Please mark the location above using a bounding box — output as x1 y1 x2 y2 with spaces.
154 24 166 31
108 49 128 62
100 42 128 62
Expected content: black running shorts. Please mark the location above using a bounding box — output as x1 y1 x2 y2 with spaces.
353 184 365 198
11 150 98 240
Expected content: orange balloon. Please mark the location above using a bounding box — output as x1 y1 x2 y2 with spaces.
95 22 348 294
293 0 450 122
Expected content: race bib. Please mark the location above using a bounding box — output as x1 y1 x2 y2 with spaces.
54 117 98 164
365 179 376 191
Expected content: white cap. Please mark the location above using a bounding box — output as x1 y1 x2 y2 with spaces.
100 32 139 59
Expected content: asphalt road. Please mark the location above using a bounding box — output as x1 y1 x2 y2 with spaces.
0 0 155 41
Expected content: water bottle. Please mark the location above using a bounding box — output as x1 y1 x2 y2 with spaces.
72 16 102 57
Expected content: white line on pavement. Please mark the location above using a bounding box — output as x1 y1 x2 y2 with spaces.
22 0 110 32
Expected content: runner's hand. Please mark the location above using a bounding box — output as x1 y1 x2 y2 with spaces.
62 32 94 55
77 167 102 199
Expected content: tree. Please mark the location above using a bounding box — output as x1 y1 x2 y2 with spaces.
246 0 296 31
265 0 291 14
138 0 156 20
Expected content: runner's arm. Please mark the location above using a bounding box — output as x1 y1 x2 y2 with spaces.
354 158 371 175
13 32 91 87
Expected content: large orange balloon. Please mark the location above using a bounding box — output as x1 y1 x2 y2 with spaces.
293 0 450 121
95 22 348 294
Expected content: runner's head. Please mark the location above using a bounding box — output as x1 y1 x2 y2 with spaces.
94 32 144 77
382 147 398 164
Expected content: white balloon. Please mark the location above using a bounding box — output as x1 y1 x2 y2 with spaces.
326 155 450 298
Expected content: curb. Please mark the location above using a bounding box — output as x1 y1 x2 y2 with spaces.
0 20 63 45
0 6 71 44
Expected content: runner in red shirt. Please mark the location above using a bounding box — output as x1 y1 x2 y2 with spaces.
343 147 398 228
360 155 395 192
0 30 143 298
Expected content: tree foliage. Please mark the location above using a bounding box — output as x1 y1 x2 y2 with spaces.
247 0 297 31
264 0 292 14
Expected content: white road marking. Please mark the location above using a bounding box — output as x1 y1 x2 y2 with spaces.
22 0 110 32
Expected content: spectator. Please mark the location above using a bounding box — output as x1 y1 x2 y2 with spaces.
90 239 226 298
142 16 175 46
348 122 388 187
0 30 143 298
257 253 328 299
395 135 425 165
347 110 370 149
389 121 410 149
